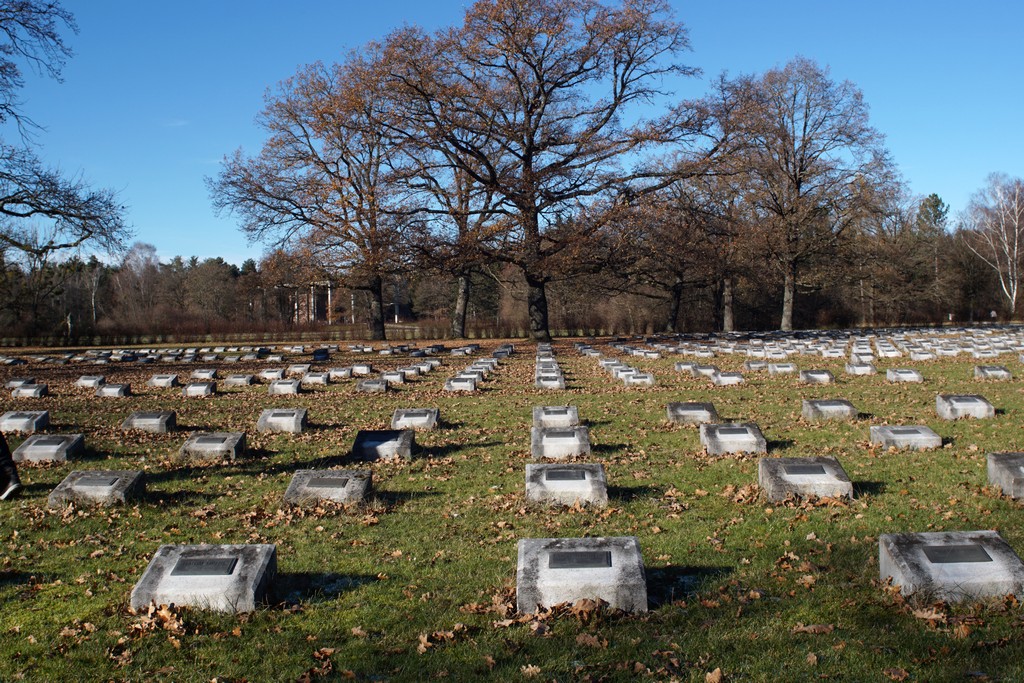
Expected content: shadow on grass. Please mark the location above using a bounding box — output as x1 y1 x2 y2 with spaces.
591 442 627 456
767 439 796 451
419 441 502 459
372 490 442 508
272 572 379 606
645 565 734 608
853 480 886 497
144 489 222 505
857 412 875 420
607 485 659 502
0 570 33 589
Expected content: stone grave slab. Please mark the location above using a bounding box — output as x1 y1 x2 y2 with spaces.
380 371 405 385
352 363 373 376
258 368 285 381
623 372 655 387
444 377 476 392
975 365 1012 381
0 410 49 433
699 423 767 456
988 452 1024 499
530 426 592 460
936 394 995 420
768 363 797 375
802 399 857 422
870 425 941 450
758 456 853 502
666 402 719 425
887 368 924 383
692 364 719 378
879 530 1024 601
328 367 353 380
712 372 744 386
800 369 835 384
256 408 308 434
268 379 301 395
121 410 176 433
532 406 580 429
183 381 216 397
147 374 180 388
743 360 768 372
391 408 440 431
536 374 566 389
302 372 330 386
351 429 415 461
75 375 105 388
130 543 277 613
516 537 647 613
12 433 85 462
674 361 696 374
223 374 255 387
96 383 131 398
286 364 311 377
845 362 877 376
356 378 389 393
48 469 145 507
5 377 34 389
525 463 607 507
190 369 218 380
179 432 246 461
11 383 47 398
283 469 372 505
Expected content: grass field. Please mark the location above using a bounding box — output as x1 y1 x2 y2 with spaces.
2 338 1024 682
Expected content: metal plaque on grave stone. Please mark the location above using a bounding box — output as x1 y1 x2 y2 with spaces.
783 464 827 476
10 412 32 419
306 477 350 489
170 556 239 576
404 410 430 417
271 411 294 419
545 469 587 481
718 427 749 436
77 476 119 487
890 428 920 435
548 550 613 569
33 436 66 447
922 545 993 564
196 436 227 446
137 412 164 421
951 397 979 404
818 401 846 408
544 430 577 441
545 408 569 416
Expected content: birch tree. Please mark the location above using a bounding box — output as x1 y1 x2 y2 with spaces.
962 173 1024 315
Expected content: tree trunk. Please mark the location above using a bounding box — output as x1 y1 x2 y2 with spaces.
525 274 552 341
451 273 470 339
368 276 387 341
666 278 683 333
722 277 735 332
780 262 796 331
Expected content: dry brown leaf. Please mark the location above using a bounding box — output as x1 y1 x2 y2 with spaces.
792 623 835 635
806 652 818 666
576 633 607 648
521 664 541 678
883 667 909 681
705 667 723 683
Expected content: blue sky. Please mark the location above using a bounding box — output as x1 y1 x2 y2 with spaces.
15 1 1024 266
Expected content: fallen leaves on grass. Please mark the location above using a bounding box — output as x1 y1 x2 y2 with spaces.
791 623 835 635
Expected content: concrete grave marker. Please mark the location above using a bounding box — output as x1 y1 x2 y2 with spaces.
190 369 218 380
5 377 34 389
75 375 105 388
283 469 372 505
256 408 308 434
887 368 924 383
130 544 277 613
530 426 591 460
699 423 767 456
975 365 1012 381
12 433 84 462
391 408 439 430
444 377 476 392
711 371 743 386
516 537 647 613
223 374 255 387
183 381 216 397
356 378 389 393
268 379 301 395
525 463 607 507
351 429 415 461
147 374 180 388
0 410 49 433
936 394 995 420
328 367 353 380
845 362 877 376
768 363 797 375
122 410 176 433
802 399 857 422
879 531 1024 601
11 383 47 398
757 456 853 502
666 402 719 425
258 368 285 381
986 452 1024 499
870 425 942 450
179 432 246 461
48 470 145 507
96 383 131 398
532 406 580 429
799 369 835 384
